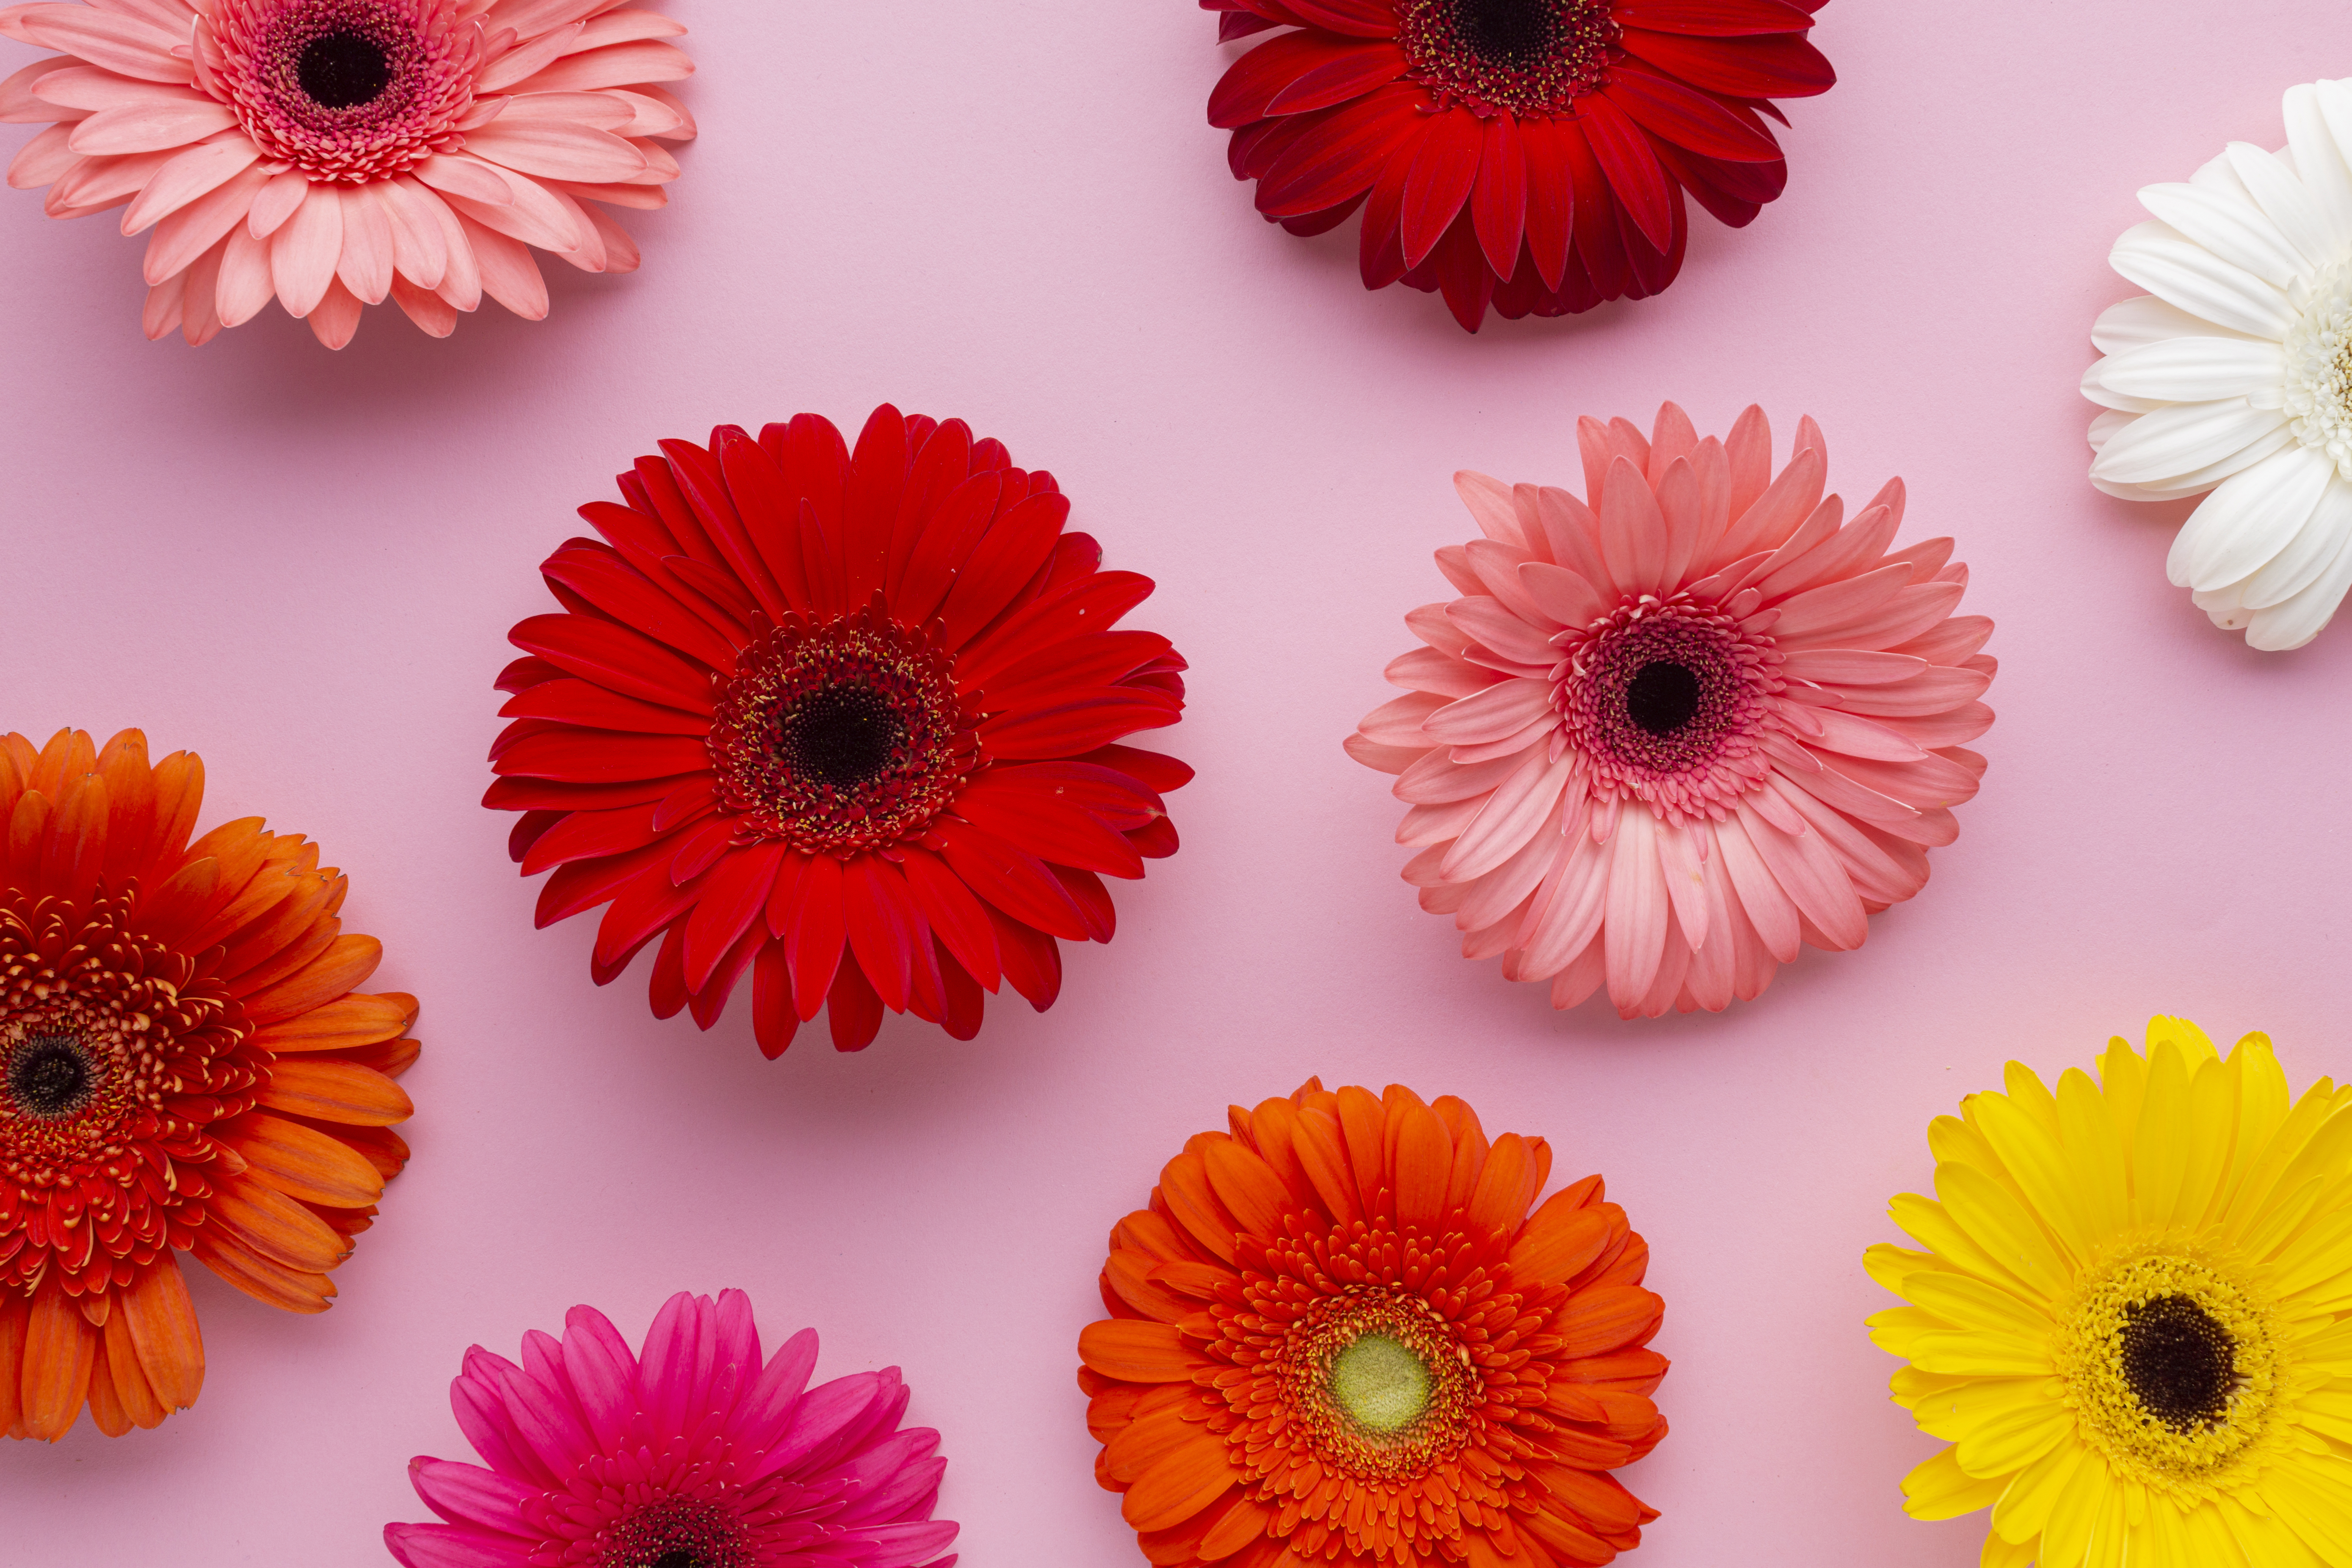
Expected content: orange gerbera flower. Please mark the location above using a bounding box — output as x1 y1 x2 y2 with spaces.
0 728 418 1441
1077 1080 1668 1568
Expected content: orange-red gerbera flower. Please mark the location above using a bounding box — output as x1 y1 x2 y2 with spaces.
0 728 417 1441
1078 1080 1668 1568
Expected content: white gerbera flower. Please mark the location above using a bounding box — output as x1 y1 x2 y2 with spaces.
2084 79 2352 650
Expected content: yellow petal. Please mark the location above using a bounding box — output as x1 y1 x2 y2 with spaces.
1891 1191 2057 1307
1972 1091 2096 1262
1905 1270 2055 1341
2096 1035 2148 1151
2145 1015 2219 1064
2056 1066 2129 1241
1992 1435 2087 1544
1938 1160 2076 1297
2174 1054 2242 1231
1904 1329 2053 1378
1903 1445 2007 1521
2037 1445 2112 1568
2132 1039 2193 1228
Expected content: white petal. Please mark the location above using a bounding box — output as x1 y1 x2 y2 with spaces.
2190 149 2251 198
2285 84 2352 256
2138 181 2307 288
2243 473 2352 607
2224 141 2339 270
2087 407 2137 454
2194 578 2255 628
2080 358 2169 412
2318 80 2352 202
2098 336 2285 402
2126 423 2300 499
2167 443 2337 589
2091 397 2289 486
2247 516 2352 648
2092 293 2261 356
2110 221 2294 338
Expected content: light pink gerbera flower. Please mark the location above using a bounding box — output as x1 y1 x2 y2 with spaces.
385 1290 959 1568
0 0 693 348
1347 403 1996 1020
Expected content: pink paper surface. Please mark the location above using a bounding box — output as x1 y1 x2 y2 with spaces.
3 2 2349 1562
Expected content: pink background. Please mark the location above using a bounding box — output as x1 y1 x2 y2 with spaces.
4 1 2352 1562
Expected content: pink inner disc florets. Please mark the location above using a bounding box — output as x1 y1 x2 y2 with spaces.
200 0 481 183
593 1494 753 1568
1555 598 1784 825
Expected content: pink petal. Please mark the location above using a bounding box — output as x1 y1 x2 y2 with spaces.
488 88 632 133
1601 806 1668 1011
636 1290 714 1441
1453 469 1524 547
605 86 685 138
26 63 189 111
1394 746 1524 806
306 273 363 347
177 230 222 342
1596 455 1669 595
1653 819 1709 951
444 161 581 251
335 182 394 303
8 4 189 82
1764 560 1910 642
1356 690 1447 747
1447 593 1558 663
0 55 74 122
65 95 227 152
1778 648 1927 685
432 196 484 309
119 133 257 231
1533 484 1620 599
393 271 460 334
1423 677 1551 745
1385 646 1500 699
731 1325 820 1453
505 38 693 94
542 182 606 270
414 152 515 205
1518 562 1609 630
214 219 271 325
1708 816 1797 963
1712 444 1823 566
455 210 548 317
577 9 689 47
714 1288 762 1396
475 19 587 93
1735 800 1866 950
139 262 184 337
1440 749 1567 881
383 1522 531 1568
380 174 451 287
10 120 82 186
269 180 342 315
558 1303 636 1453
1455 794 1565 931
244 167 306 236
140 158 264 281
465 117 646 183
408 1456 539 1537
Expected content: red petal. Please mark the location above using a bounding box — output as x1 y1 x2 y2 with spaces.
713 425 812 612
826 958 883 1050
1054 865 1116 941
1266 41 1405 116
648 922 689 1017
1617 30 1835 97
629 456 727 573
895 471 1002 627
937 491 1069 649
842 854 923 1011
539 546 742 672
1603 67 1781 162
949 776 1146 880
590 860 696 978
989 903 1061 1010
1280 0 1396 37
1256 82 1423 218
520 802 663 877
658 437 790 619
495 655 566 694
935 944 985 1038
683 842 786 992
931 820 1090 940
786 854 847 1020
1472 113 1527 281
1209 31 1373 128
899 845 1002 991
1077 745 1195 795
1401 107 1481 268
759 413 848 535
842 403 907 604
493 727 712 784
485 773 706 813
500 677 712 737
508 613 716 715
752 944 798 1058
540 836 670 928
1612 0 1814 33
886 418 973 598
955 570 1156 687
980 691 1180 759
976 630 1175 709
1577 96 1672 251
688 923 763 1030
1518 116 1575 289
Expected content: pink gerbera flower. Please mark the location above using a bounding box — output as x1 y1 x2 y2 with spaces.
1347 403 1996 1019
0 0 694 348
384 1291 959 1568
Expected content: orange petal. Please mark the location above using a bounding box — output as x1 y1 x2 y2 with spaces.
1469 1132 1541 1236
1523 1505 1615 1565
25 727 94 801
240 933 382 1024
1197 1496 1274 1559
83 1333 132 1438
257 1057 413 1126
21 1281 96 1441
1104 1251 1189 1324
1157 1151 1237 1264
331 1124 411 1182
218 873 340 985
252 991 418 1052
1121 1433 1239 1532
139 855 220 943
1289 1105 1361 1226
189 1230 334 1315
1078 1320 1197 1383
119 1256 204 1411
1510 1201 1614 1285
227 1111 386 1208
1391 1100 1453 1232
1201 1137 1289 1238
1335 1085 1387 1206
95 729 157 886
41 772 108 904
208 1172 352 1274
101 1311 167 1430
1435 1094 1490 1212
0 1290 26 1438
1103 1398 1198 1482
1558 1285 1663 1358
144 748 205 873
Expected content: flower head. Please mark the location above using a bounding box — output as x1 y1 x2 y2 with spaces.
1078 1079 1667 1568
385 1290 958 1568
0 727 417 1441
0 0 695 347
1869 1020 2352 1566
1347 403 1994 1019
487 404 1190 1055
1198 0 1834 331
2083 78 2352 649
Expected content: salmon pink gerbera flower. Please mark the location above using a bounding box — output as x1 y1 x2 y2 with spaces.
488 405 1191 1055
1347 403 1996 1018
0 0 695 348
1079 1079 1667 1568
0 727 418 1441
385 1290 959 1568
1197 0 1835 330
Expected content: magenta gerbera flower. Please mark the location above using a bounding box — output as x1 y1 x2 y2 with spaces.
384 1290 959 1568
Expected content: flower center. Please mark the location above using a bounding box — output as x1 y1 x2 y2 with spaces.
296 29 393 108
1397 0 1617 116
709 600 983 855
1623 659 1701 737
4 1034 96 1120
2284 254 2352 480
600 1497 748 1568
1280 1286 1476 1479
2057 1251 2279 1493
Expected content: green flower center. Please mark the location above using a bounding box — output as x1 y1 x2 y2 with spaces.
1330 1333 1432 1434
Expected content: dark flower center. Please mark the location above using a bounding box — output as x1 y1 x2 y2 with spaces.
1397 0 1616 114
600 1496 748 1568
773 685 909 789
296 30 393 108
2121 1295 2237 1432
650 1555 700 1568
7 1035 94 1120
1624 660 1701 737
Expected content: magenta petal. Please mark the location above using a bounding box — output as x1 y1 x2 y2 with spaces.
561 1304 637 1452
843 1518 961 1567
756 1370 883 1480
835 1446 947 1527
409 1457 540 1538
714 1288 762 1392
729 1325 818 1453
382 1521 532 1568
450 1368 556 1490
637 1290 719 1440
492 1355 597 1477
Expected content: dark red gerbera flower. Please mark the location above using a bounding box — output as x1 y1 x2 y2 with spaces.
487 405 1191 1055
1200 0 1835 330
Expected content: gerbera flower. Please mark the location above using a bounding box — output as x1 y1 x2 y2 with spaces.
0 0 694 348
488 404 1190 1056
385 1289 960 1568
1078 1078 1667 1568
0 726 417 1441
1195 0 1834 331
1345 403 1994 1019
2083 79 2352 650
1869 1019 2352 1567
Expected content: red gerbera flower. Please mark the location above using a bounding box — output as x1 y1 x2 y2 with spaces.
1199 0 1836 330
488 405 1191 1056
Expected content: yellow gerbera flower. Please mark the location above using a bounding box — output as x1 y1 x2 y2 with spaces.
1867 1018 2352 1568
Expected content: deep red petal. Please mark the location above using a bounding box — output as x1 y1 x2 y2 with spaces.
842 403 906 604
989 904 1061 1011
949 776 1146 880
979 691 1180 759
930 820 1090 941
509 613 716 716
1576 95 1673 252
887 418 973 598
492 726 712 784
895 471 1003 626
1612 0 1814 34
520 802 663 877
684 842 787 992
786 853 847 1020
713 425 813 612
955 569 1156 687
899 845 1002 990
659 437 790 619
1210 31 1376 129
842 855 922 1012
937 491 1070 649
1075 745 1195 795
752 944 799 1058
539 546 741 673
500 677 712 737
1603 67 1781 162
826 958 884 1050
1617 29 1835 98
1471 113 1527 281
1401 108 1481 268
1257 81 1422 218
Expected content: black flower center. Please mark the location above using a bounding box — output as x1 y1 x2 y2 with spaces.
650 1555 700 1568
8 1035 94 1119
2121 1295 2237 1432
775 684 908 788
297 30 393 109
1452 0 1562 68
1624 660 1701 737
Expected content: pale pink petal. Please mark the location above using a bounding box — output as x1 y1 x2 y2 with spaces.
432 196 484 309
1439 750 1568 881
444 163 581 252
1340 734 1419 775
1446 594 1557 664
1780 580 1966 652
1764 560 1911 642
1423 678 1551 745
213 218 271 325
138 259 183 336
1601 807 1668 1013
482 0 606 33
1394 747 1524 806
1454 470 1524 547
465 117 645 185
140 158 264 281
1455 795 1566 933
1713 445 1824 565
475 19 586 93
27 63 196 112
269 180 342 315
576 9 688 48
1778 647 1927 685
1736 800 1866 951
177 228 223 342
1820 664 1992 718
306 274 362 347
1447 711 1556 765
1772 781 1926 908
1870 700 1994 751
1357 690 1447 747
119 134 257 232
1397 793 1487 848
1517 560 1608 629
245 168 306 236
0 55 75 121
1708 816 1798 963
1681 854 1737 1012
8 4 189 83
542 182 607 271
506 38 690 94
414 152 515 206
85 0 193 28
603 86 684 139
1647 401 1699 481
381 175 452 288
494 88 632 132
1597 455 1669 596
1461 538 1549 624
64 94 227 152
1652 819 1708 952
51 146 168 210
1547 937 1607 1009
622 82 694 141
1722 405 1772 517
1533 484 1619 599
1632 921 1691 1019
8 119 78 185
546 174 664 210
335 183 395 304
